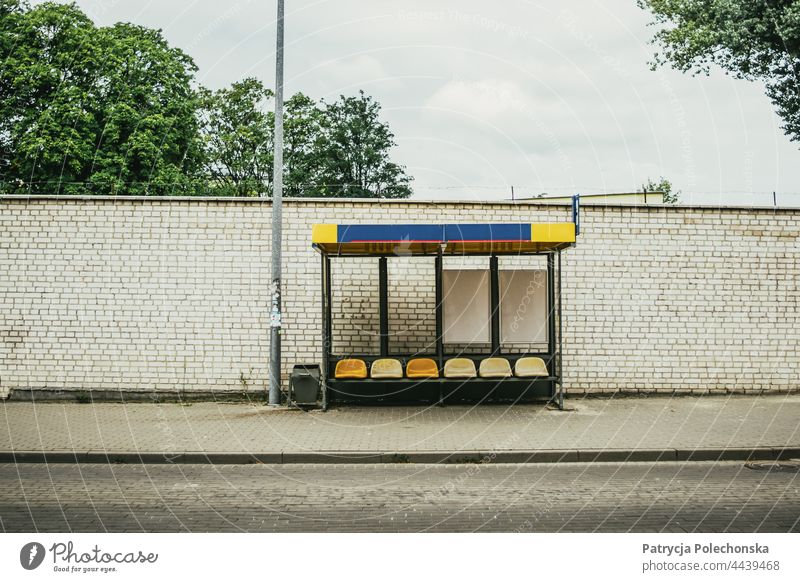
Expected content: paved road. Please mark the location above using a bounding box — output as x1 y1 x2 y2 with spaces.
1 461 798 532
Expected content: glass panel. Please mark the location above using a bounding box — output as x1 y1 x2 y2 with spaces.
442 269 490 343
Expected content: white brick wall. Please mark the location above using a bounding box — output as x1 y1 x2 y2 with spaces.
1 196 798 397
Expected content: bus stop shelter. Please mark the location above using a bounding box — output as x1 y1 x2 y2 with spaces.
310 221 577 409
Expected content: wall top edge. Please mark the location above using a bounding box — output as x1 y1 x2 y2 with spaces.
0 194 798 213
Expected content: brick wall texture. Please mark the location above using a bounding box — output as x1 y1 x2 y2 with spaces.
1 197 798 397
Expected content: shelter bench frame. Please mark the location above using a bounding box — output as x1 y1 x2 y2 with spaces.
312 222 576 409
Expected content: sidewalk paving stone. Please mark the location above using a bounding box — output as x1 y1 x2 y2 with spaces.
2 394 799 461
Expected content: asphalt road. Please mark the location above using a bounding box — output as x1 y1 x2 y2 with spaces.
0 461 798 532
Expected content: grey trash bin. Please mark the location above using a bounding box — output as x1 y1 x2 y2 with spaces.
290 364 321 405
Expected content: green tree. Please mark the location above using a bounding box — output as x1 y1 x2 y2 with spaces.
199 83 412 198
1 1 412 197
198 78 273 196
197 81 326 196
640 176 680 203
312 91 412 198
0 0 202 194
639 0 800 142
283 92 325 197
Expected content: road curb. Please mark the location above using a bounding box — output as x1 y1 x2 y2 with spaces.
1 447 798 465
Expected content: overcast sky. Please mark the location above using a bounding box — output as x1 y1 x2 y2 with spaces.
38 0 800 205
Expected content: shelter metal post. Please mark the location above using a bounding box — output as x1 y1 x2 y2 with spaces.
490 255 500 355
557 250 564 409
571 194 581 236
378 257 389 356
321 254 332 410
546 253 556 403
435 250 444 405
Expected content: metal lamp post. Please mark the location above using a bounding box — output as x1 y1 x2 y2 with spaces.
268 0 285 406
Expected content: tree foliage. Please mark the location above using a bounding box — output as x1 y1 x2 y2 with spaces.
310 91 412 198
197 78 273 196
639 0 800 142
282 92 326 197
199 84 412 198
0 1 412 197
640 176 680 203
0 0 201 194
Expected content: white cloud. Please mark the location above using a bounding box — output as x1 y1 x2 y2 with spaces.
427 79 533 121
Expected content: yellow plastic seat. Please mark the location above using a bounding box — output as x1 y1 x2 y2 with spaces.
479 357 512 378
334 358 367 379
514 357 549 378
406 358 439 379
370 358 403 379
443 358 477 379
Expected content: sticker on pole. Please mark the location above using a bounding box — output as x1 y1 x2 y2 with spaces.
270 283 282 328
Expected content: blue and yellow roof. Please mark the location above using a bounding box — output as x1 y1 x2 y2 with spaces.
312 223 576 255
